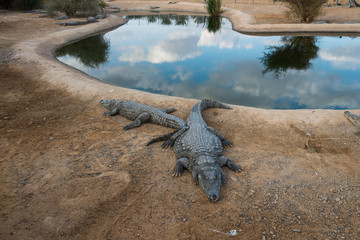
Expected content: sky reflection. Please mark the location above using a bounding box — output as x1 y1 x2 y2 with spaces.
56 15 360 109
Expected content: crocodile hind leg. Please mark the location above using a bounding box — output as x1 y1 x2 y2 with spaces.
146 130 176 146
123 112 150 130
161 126 189 148
219 156 242 172
206 126 233 147
162 108 177 113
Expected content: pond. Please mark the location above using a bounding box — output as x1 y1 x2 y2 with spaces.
56 14 360 109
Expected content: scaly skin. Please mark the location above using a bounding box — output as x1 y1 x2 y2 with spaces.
172 99 242 202
344 111 360 135
100 99 186 130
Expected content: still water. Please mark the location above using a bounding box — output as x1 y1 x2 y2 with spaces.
56 15 360 109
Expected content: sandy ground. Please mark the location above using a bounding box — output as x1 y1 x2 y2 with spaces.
1 1 360 239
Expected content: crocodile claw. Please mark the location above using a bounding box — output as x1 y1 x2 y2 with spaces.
172 172 182 177
161 139 175 149
122 126 130 130
222 139 233 148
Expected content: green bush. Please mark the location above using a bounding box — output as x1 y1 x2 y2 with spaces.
206 0 222 16
207 16 222 33
260 36 319 78
276 0 326 23
45 0 103 17
56 34 110 68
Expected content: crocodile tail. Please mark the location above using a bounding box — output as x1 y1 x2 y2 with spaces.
146 130 177 146
200 99 231 111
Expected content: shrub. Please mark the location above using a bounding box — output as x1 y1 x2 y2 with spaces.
56 34 110 68
260 36 319 78
207 16 222 33
45 0 103 17
206 0 222 16
276 0 326 23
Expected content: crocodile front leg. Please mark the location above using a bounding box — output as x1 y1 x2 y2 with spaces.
207 126 233 147
173 157 191 177
123 112 151 130
104 108 119 116
219 156 242 172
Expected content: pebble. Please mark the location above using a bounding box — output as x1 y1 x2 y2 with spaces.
293 229 302 233
230 176 238 182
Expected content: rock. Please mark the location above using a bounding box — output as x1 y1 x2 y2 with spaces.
230 176 238 182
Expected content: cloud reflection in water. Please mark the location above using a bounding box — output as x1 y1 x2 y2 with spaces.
56 15 360 109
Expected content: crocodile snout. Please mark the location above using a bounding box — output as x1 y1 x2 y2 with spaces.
208 194 219 202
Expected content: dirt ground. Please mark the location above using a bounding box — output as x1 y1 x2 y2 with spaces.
1 1 360 239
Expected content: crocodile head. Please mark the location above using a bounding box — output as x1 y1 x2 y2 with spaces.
194 163 225 202
100 99 120 110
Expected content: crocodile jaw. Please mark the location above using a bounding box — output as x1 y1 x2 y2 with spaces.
100 99 120 110
197 166 223 202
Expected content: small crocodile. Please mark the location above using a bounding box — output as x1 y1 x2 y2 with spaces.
171 99 242 202
100 99 186 131
344 111 360 135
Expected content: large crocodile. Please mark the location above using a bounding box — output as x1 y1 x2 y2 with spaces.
170 99 242 202
100 99 186 131
344 111 360 135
